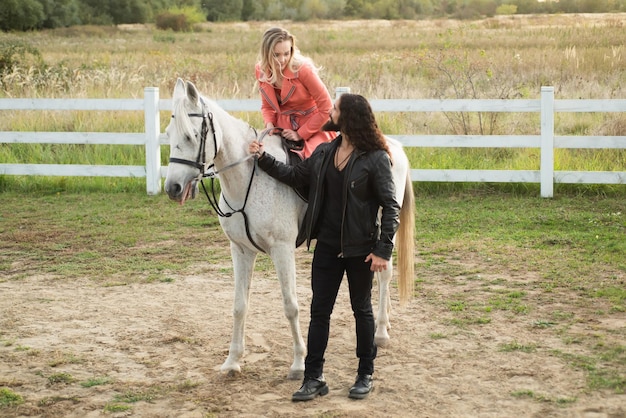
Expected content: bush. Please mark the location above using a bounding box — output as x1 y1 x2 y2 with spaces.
0 38 41 73
156 12 189 32
155 7 205 32
496 4 518 15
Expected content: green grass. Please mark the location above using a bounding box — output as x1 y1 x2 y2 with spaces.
499 341 538 353
2 189 622 286
511 389 577 405
47 373 75 385
0 388 24 407
0 191 227 283
81 377 111 388
113 389 159 403
103 403 132 412
47 352 84 367
552 346 626 393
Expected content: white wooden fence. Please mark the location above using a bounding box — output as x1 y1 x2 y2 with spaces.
0 86 624 197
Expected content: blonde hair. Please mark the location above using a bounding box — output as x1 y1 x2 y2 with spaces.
257 27 318 85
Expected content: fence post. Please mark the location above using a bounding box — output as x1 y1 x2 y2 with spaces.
335 87 350 99
144 87 161 195
540 86 555 198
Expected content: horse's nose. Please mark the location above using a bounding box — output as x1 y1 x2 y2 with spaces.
165 181 183 199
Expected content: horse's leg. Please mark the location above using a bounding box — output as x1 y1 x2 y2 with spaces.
375 258 393 348
220 242 256 375
269 245 306 380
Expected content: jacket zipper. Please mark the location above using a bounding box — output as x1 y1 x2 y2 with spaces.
306 148 326 249
338 153 357 258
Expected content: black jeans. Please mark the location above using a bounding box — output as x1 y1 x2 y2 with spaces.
304 242 377 378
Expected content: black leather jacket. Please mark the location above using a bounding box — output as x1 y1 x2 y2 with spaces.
257 135 400 260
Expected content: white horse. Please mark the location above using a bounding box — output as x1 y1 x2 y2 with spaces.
164 78 415 379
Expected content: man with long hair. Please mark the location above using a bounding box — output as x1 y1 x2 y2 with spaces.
249 93 400 401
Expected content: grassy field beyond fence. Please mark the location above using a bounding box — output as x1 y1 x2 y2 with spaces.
1 14 625 195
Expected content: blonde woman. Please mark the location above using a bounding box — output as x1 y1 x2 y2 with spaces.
256 27 336 158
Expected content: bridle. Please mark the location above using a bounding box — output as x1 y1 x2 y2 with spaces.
168 99 272 253
168 104 214 173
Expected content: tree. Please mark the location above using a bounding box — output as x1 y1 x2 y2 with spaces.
38 0 81 28
108 0 150 24
203 0 243 21
0 0 45 31
76 0 184 25
344 0 365 16
416 0 435 15
241 0 256 20
467 0 497 17
298 0 331 20
513 0 542 14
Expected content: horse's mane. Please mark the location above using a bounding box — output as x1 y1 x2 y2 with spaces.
173 96 198 144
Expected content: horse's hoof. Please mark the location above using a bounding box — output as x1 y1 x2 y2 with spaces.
220 361 241 377
375 335 391 348
287 369 304 380
218 368 242 379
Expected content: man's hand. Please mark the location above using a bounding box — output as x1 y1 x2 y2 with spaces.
249 140 264 157
365 253 388 272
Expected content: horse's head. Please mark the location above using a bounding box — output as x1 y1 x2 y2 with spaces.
164 78 218 204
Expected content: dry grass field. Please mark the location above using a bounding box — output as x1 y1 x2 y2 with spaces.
1 13 624 192
2 13 624 103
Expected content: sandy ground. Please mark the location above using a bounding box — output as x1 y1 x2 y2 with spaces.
1 247 624 418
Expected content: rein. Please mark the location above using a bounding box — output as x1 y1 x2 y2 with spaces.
168 102 270 253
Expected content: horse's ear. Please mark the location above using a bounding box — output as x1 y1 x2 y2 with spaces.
185 81 200 106
173 78 186 101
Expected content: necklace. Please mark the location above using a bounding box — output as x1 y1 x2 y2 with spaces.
334 148 353 170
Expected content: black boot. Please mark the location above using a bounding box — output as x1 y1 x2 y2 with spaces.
292 376 329 402
348 374 373 399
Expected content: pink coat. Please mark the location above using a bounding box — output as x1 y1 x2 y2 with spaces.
256 62 337 158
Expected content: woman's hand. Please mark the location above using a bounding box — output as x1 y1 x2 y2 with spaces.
281 129 302 142
248 140 264 157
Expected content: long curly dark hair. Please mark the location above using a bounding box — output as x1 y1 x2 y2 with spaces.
338 93 391 158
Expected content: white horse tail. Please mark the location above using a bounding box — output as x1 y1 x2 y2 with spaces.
396 171 415 305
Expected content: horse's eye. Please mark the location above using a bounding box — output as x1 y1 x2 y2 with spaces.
185 134 193 141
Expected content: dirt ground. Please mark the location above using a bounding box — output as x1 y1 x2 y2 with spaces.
1 247 624 418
